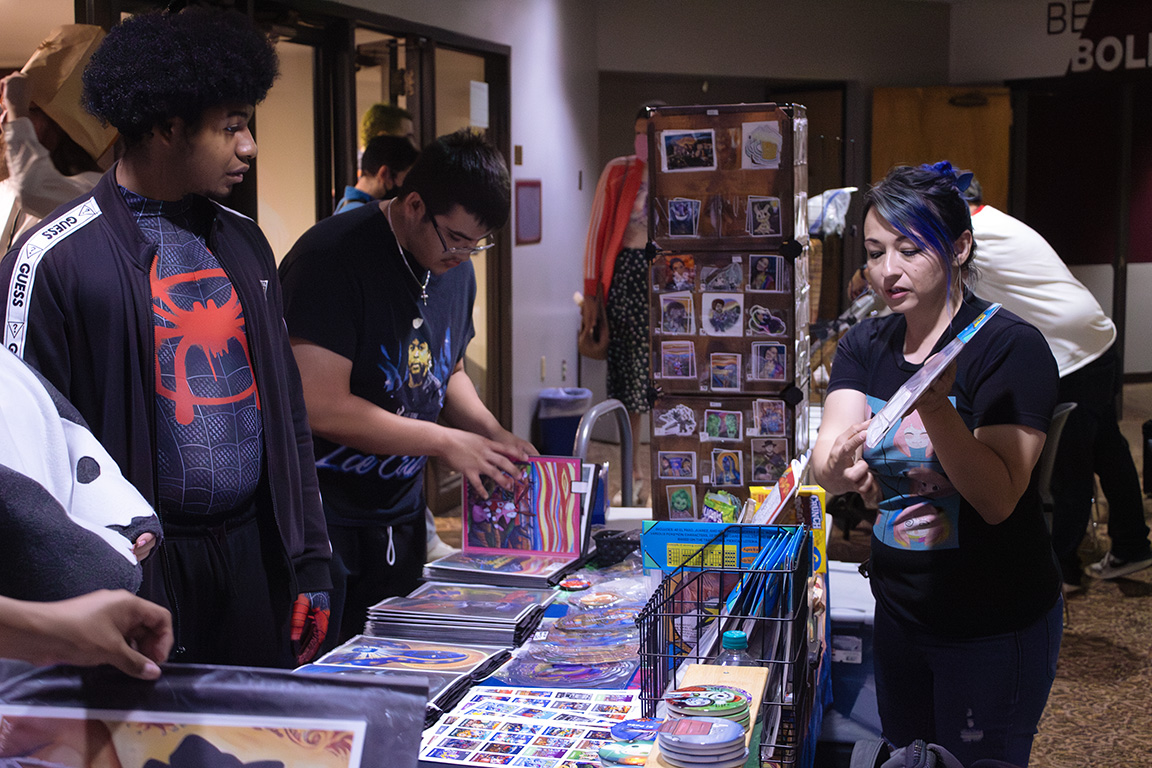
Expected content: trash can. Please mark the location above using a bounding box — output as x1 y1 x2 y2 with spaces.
535 387 593 456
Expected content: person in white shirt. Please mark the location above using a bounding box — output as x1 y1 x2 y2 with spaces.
963 177 1152 588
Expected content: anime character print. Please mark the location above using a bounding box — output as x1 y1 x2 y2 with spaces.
863 397 960 551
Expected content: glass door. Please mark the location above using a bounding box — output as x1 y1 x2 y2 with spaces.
434 46 493 409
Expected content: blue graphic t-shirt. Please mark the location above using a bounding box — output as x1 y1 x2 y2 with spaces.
828 295 1062 637
279 202 475 526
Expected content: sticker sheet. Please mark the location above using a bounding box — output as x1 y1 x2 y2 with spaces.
420 689 643 768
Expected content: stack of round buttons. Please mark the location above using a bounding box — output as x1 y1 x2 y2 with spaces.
662 684 752 732
656 716 747 768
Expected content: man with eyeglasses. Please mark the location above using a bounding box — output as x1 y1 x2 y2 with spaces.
280 129 535 647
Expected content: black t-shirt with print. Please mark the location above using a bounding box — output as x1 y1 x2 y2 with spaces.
829 294 1062 637
280 202 475 526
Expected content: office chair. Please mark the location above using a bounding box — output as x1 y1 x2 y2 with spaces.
1038 402 1077 532
1036 401 1076 626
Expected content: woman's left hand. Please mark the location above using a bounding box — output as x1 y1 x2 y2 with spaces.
912 357 958 417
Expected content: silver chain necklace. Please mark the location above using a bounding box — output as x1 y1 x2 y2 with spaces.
386 200 431 305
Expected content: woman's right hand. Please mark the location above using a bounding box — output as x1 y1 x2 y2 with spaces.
824 419 881 505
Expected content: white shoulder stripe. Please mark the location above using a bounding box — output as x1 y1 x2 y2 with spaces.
5 197 103 358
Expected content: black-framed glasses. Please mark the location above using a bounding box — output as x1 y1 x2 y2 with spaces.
430 215 495 257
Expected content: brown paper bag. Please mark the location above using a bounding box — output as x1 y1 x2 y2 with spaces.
21 25 118 163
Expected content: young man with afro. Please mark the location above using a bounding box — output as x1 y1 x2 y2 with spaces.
1 7 332 668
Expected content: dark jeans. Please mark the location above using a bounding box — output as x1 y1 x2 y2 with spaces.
1050 345 1152 583
873 597 1063 767
140 504 293 668
325 517 425 650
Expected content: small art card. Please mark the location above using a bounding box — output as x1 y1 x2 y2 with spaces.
658 254 696 291
666 484 698 520
660 292 695 335
750 342 787 382
751 438 789 484
700 292 743 336
653 403 697 437
661 341 697 379
702 408 743 442
660 129 717 172
747 304 789 337
657 450 696 480
747 196 782 236
748 254 785 292
699 258 744 291
752 399 787 437
668 198 702 236
711 449 743 487
709 352 741 391
742 120 782 169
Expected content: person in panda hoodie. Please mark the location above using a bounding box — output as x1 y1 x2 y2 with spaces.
0 345 172 679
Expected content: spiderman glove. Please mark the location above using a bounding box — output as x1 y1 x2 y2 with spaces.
290 590 330 665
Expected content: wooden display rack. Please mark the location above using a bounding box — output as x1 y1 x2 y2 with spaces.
644 103 811 520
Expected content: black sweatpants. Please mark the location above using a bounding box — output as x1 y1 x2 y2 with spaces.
325 516 426 650
140 503 294 668
1050 344 1152 583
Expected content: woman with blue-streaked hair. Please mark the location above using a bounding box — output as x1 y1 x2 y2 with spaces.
811 162 1063 766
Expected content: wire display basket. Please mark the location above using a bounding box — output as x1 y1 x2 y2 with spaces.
636 524 814 767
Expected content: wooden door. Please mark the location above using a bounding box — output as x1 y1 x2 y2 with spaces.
871 86 1011 211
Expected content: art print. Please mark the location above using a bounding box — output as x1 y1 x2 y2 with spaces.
747 304 788 337
700 292 743 336
741 120 782 169
753 399 787 437
660 129 717 172
667 198 701 236
316 635 502 674
657 451 696 480
463 456 583 556
0 706 366 768
658 254 696 291
748 254 785 292
372 583 553 622
750 342 787 382
709 352 741 391
702 408 743 441
698 259 743 291
660 341 697 379
659 292 695 335
711 449 743 486
653 403 697 436
747 196 781 236
666 484 697 520
427 551 576 578
751 438 790 484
